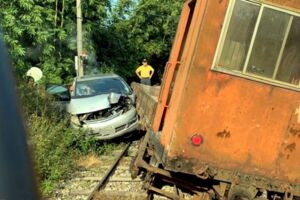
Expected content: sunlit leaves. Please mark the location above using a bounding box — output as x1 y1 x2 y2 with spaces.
0 0 182 83
92 0 182 80
18 0 34 11
0 0 110 83
57 29 67 40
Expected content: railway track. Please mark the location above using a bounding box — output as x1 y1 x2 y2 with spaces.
87 142 147 200
49 138 190 200
49 140 148 200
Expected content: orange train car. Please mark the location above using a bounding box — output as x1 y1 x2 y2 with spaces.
132 0 300 199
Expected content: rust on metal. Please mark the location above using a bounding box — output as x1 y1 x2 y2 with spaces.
153 0 197 132
131 83 159 130
136 157 204 193
133 0 300 197
216 129 231 138
147 185 183 200
262 0 300 11
154 0 300 192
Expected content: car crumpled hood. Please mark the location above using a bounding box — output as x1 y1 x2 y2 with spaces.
66 94 111 115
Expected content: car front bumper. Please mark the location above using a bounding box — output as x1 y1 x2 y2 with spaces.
79 107 139 140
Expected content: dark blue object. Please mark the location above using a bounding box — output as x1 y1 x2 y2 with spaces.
0 28 39 199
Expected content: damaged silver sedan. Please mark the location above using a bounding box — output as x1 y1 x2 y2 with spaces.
47 74 139 140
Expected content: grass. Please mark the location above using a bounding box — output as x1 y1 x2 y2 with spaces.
19 83 126 196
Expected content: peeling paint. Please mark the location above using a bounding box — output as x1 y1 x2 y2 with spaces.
290 127 300 136
217 129 231 138
285 143 296 153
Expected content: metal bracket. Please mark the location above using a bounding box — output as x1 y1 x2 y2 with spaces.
284 190 294 200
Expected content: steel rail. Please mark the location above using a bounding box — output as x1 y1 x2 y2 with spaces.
86 142 132 200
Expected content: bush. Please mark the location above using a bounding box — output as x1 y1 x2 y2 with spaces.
18 83 118 195
19 84 76 194
28 114 77 194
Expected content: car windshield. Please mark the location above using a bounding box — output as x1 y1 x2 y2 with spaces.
75 77 131 97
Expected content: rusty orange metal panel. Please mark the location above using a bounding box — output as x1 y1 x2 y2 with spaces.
263 0 300 11
160 0 214 150
154 0 300 193
153 0 195 132
277 109 300 182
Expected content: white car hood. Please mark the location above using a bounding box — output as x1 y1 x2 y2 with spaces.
67 94 111 115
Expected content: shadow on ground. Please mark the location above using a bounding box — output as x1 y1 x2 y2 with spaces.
107 130 146 144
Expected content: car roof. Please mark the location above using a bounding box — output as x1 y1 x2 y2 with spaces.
76 74 121 82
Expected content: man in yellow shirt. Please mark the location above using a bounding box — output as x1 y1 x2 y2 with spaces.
135 59 154 85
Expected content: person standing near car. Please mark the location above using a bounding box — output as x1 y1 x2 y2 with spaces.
135 59 154 85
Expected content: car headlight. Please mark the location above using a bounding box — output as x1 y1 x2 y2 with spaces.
71 115 81 126
124 97 133 106
125 98 133 105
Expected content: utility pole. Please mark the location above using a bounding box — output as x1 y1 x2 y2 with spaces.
76 0 84 76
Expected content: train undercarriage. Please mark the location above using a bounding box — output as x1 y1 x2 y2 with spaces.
131 131 300 200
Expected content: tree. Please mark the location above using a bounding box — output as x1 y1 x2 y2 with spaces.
0 0 182 84
93 0 183 83
0 0 110 83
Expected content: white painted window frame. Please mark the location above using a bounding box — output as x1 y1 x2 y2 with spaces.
212 0 300 91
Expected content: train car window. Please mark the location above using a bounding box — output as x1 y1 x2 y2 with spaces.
276 17 300 84
219 0 260 71
247 8 290 78
214 0 300 89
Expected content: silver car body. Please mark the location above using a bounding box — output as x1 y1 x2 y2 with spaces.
50 74 138 140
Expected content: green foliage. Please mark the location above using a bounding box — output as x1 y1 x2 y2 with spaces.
0 0 110 83
92 0 183 82
1 0 182 83
1 0 184 195
19 84 73 194
28 114 76 194
19 83 118 195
